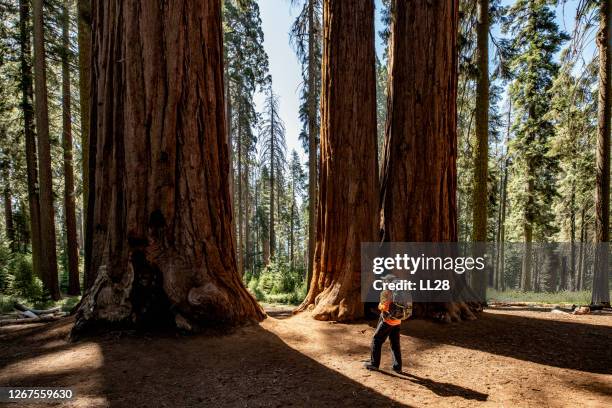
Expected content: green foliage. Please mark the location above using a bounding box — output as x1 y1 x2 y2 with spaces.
0 242 11 293
3 253 43 300
547 59 597 242
246 259 306 305
503 0 568 241
289 0 322 154
0 293 14 313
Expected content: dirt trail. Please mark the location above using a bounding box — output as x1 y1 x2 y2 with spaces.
0 306 610 407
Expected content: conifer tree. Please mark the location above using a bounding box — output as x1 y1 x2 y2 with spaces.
260 87 286 262
503 0 567 291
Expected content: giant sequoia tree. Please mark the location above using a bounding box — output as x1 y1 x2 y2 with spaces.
380 0 479 322
297 0 379 322
61 0 80 296
32 0 60 300
77 0 92 289
73 0 264 334
592 0 610 305
18 0 42 280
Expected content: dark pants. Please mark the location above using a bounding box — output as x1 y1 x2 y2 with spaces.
370 317 402 370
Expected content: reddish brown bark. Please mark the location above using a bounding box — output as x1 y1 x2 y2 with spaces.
593 0 611 305
19 0 42 281
32 0 60 300
380 0 478 322
306 0 318 292
73 0 264 334
77 0 93 289
62 0 80 296
297 0 379 322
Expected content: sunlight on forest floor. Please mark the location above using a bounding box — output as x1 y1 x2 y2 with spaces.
0 307 610 407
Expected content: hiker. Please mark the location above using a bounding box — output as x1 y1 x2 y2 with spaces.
364 274 411 373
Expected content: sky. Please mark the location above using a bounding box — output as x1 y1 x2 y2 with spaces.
254 0 386 166
254 0 587 167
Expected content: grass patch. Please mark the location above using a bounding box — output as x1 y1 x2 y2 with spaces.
487 289 610 305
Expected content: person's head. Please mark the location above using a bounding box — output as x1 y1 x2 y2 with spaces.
382 273 397 283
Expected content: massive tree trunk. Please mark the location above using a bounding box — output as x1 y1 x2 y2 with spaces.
73 0 264 335
306 0 318 292
297 0 379 322
593 0 611 306
77 0 92 288
62 0 80 296
32 0 60 300
380 0 478 322
18 0 42 280
471 0 489 300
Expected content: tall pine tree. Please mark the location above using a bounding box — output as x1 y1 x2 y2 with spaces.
504 0 567 291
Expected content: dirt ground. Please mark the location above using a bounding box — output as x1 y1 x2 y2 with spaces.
0 305 611 408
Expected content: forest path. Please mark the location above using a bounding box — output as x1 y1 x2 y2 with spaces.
0 307 610 407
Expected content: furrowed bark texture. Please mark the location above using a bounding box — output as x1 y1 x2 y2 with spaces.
380 0 478 322
593 0 611 305
297 0 379 322
306 0 317 291
62 0 80 296
19 0 42 277
32 0 60 300
74 0 264 334
77 0 93 289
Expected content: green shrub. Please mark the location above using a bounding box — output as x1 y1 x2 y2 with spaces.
0 243 11 293
250 259 307 305
257 267 278 294
8 253 43 300
0 293 14 313
247 276 265 301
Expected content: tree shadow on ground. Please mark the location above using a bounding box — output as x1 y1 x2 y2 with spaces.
399 311 612 374
0 318 413 407
377 370 488 401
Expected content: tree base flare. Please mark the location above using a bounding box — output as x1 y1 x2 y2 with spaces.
295 286 364 322
71 264 265 339
412 302 482 323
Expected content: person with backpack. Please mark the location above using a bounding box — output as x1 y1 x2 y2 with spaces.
364 274 411 373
